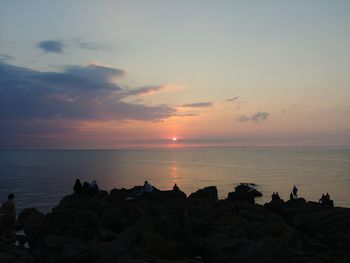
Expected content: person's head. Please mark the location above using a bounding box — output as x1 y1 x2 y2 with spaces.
76 179 80 182
144 180 148 184
8 193 14 200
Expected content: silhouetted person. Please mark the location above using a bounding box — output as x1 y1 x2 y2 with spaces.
144 181 153 193
271 192 281 201
0 193 16 242
320 193 333 206
82 181 90 194
325 193 330 201
292 185 298 198
89 180 99 195
73 179 83 194
290 192 294 201
319 194 325 203
173 183 180 191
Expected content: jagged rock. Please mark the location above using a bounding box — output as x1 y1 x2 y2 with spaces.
16 207 45 248
264 199 286 211
100 208 128 233
17 207 45 228
10 185 350 263
188 186 218 201
42 235 95 263
227 183 262 204
286 197 307 208
144 189 187 201
54 194 104 213
235 183 263 197
45 209 99 240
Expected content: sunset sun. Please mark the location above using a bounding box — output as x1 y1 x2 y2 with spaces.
172 137 177 141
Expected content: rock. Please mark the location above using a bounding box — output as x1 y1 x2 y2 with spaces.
45 209 99 240
264 199 286 211
99 228 118 241
228 191 255 203
235 183 263 197
54 194 104 213
109 186 143 200
97 190 108 198
227 183 262 204
16 207 45 248
188 186 218 201
286 198 307 208
100 208 128 234
144 189 187 201
12 183 350 262
17 207 45 228
43 235 94 263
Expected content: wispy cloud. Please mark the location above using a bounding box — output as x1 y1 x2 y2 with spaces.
0 53 14 61
124 85 165 96
237 111 270 123
37 40 64 53
181 102 213 108
226 96 239 103
73 38 111 51
226 96 245 110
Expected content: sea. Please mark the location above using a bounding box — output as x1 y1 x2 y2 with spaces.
1 147 350 213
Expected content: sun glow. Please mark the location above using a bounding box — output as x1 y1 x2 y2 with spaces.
172 137 177 141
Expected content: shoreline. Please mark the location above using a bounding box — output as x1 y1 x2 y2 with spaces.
2 183 350 262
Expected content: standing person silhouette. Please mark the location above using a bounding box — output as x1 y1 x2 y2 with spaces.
0 193 16 243
292 185 298 199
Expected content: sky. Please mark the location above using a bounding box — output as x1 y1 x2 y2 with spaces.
0 0 350 148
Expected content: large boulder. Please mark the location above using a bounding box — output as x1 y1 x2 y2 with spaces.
227 183 262 204
54 194 104 214
100 208 128 234
42 235 95 263
17 207 45 248
188 186 218 201
45 209 100 240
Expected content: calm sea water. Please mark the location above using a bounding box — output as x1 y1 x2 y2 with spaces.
1 147 349 213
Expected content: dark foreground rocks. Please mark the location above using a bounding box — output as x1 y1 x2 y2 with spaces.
2 184 350 263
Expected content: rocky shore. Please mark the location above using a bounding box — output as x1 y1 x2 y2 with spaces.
1 184 350 263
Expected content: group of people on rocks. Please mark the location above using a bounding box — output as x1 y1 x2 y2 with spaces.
73 179 181 197
319 193 333 206
73 179 99 195
269 185 333 207
289 185 298 200
271 192 281 201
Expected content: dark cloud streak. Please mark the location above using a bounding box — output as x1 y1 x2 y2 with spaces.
73 38 111 51
182 102 213 108
37 40 64 53
0 53 14 61
237 111 270 123
226 96 239 103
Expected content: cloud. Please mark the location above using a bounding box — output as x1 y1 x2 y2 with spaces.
0 53 14 61
281 104 299 115
237 111 270 123
0 61 175 120
0 61 178 146
73 38 111 51
226 96 240 103
181 102 213 108
124 85 165 96
37 40 64 53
